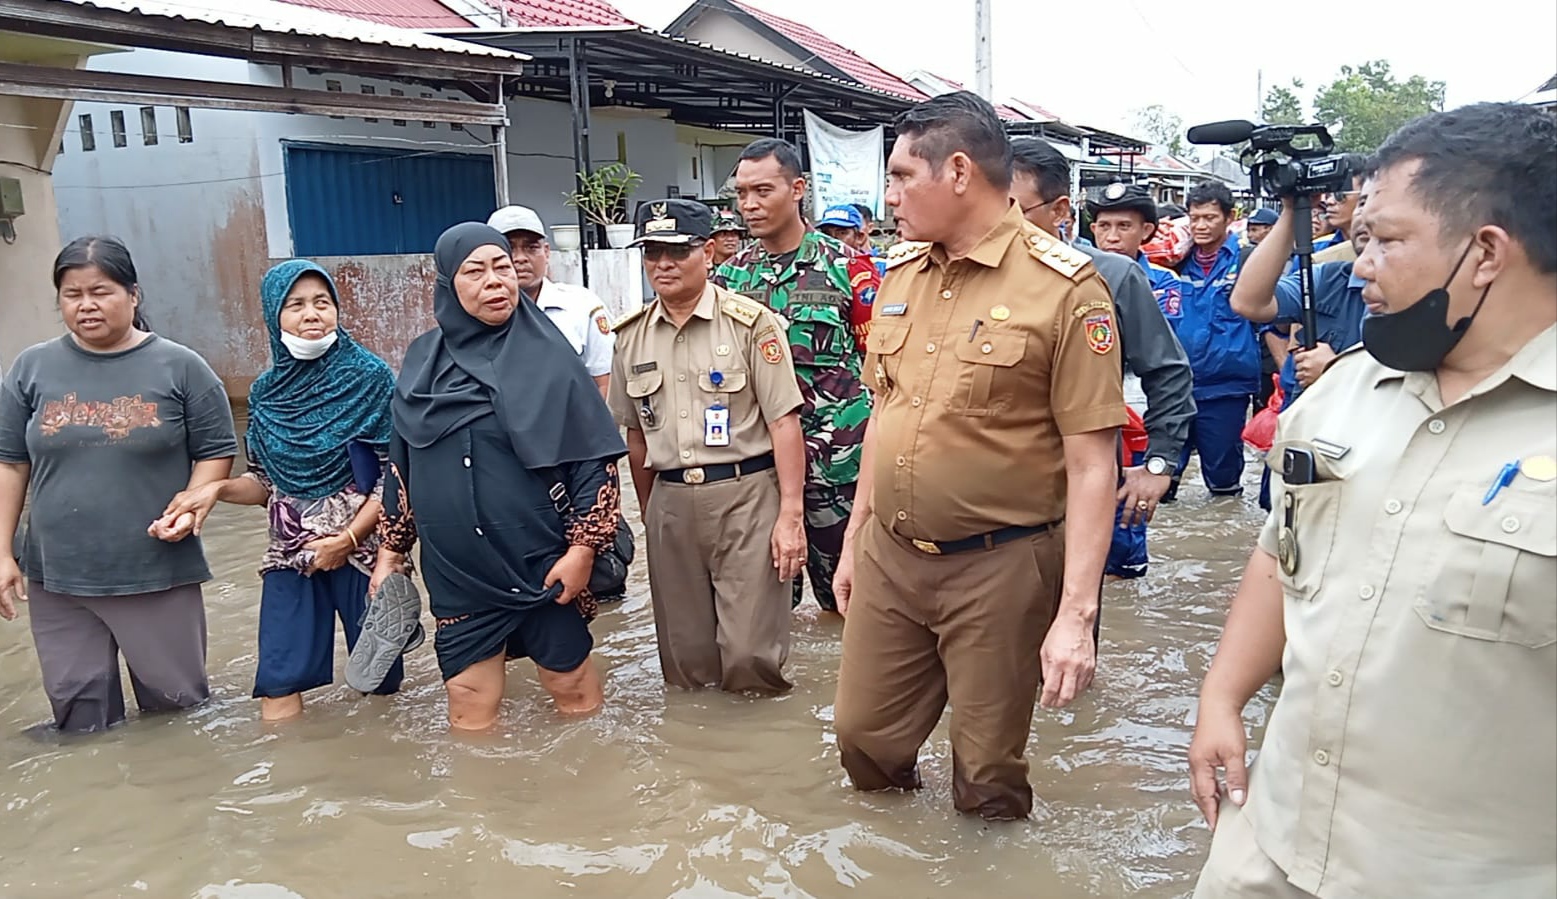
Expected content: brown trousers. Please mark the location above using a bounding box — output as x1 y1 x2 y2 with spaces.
834 518 1065 820
644 468 791 694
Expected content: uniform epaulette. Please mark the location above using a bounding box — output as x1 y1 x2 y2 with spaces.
884 241 932 270
611 302 649 332
719 292 764 327
1025 233 1093 281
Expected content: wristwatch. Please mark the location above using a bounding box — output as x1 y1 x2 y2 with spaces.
1145 456 1172 476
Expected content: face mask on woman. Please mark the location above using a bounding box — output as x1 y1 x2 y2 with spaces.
279 330 338 361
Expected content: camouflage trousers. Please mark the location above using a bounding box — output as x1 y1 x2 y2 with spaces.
792 480 857 611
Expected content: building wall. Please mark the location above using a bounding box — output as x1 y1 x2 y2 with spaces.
0 91 71 370
678 13 811 71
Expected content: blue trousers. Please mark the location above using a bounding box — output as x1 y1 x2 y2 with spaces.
1175 396 1251 497
254 566 404 698
1107 450 1149 579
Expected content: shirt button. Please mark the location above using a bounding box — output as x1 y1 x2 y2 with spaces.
679 410 689 419
1313 749 1331 766
895 511 907 521
1502 516 1520 534
1327 670 1344 687
681 450 692 459
462 456 471 468
678 373 687 382
981 342 993 354
676 335 685 343
1359 584 1376 600
1384 499 1401 514
510 587 521 594
1428 419 1446 434
474 527 485 537
940 289 953 299
926 342 936 353
911 396 923 407
896 455 906 466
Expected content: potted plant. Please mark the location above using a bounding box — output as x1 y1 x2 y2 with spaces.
564 162 642 249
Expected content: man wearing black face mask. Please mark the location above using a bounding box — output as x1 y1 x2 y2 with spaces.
1188 101 1557 898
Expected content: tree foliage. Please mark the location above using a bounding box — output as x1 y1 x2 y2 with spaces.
1313 61 1446 153
1131 104 1186 157
1262 80 1305 125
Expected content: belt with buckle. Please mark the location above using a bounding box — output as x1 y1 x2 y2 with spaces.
907 520 1061 555
659 453 775 485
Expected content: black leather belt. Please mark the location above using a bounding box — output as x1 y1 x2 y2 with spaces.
658 453 775 485
906 520 1062 555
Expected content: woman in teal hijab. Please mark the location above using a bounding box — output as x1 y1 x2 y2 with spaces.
165 260 400 721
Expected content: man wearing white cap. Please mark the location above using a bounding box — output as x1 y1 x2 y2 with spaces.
488 205 615 397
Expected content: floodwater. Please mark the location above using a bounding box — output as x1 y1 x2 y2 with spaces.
0 394 1277 899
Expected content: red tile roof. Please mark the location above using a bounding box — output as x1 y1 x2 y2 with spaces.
495 0 635 26
728 0 924 100
921 73 1029 121
277 0 472 29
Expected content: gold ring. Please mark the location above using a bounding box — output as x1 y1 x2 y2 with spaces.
1137 500 1150 510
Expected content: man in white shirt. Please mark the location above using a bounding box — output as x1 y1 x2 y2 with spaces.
487 205 614 398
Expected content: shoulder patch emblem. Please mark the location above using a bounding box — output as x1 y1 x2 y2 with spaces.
884 241 932 270
1084 312 1116 355
720 295 762 328
611 304 648 332
593 309 611 335
760 335 785 364
1027 234 1092 280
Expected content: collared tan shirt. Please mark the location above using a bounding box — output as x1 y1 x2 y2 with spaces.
864 205 1127 542
1247 325 1557 898
609 283 804 471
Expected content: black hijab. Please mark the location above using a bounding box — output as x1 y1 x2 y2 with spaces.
392 223 625 468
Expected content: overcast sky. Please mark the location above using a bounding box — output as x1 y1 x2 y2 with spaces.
614 0 1557 138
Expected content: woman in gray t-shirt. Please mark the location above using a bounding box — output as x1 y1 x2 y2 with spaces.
0 237 237 733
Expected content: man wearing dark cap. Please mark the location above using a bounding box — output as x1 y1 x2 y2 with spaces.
607 199 809 695
1010 140 1196 541
1244 207 1278 249
709 208 746 273
817 204 869 253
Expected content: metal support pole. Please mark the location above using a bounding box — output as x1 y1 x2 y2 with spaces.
773 96 784 141
567 37 595 283
492 76 510 206
974 0 993 101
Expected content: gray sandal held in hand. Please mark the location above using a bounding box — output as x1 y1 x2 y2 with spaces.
346 573 425 693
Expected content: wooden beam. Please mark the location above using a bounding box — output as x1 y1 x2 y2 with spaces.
0 61 509 125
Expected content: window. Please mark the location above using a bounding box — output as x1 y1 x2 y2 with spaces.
140 107 158 146
79 113 96 151
325 79 343 120
110 110 127 148
390 88 405 127
421 93 435 129
361 84 377 123
175 107 193 143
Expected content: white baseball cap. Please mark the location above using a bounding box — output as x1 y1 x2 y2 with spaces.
487 205 546 238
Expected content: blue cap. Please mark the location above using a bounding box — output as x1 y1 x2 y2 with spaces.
1248 207 1279 226
817 204 865 230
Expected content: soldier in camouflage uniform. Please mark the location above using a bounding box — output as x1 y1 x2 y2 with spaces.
714 138 880 613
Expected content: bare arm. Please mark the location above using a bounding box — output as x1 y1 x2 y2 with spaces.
1188 547 1287 827
1230 204 1297 323
593 374 610 400
766 410 807 581
831 417 876 615
150 457 236 541
0 461 29 619
625 427 654 516
1262 330 1290 372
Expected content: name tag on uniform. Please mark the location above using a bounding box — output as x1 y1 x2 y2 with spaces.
881 303 907 316
704 405 730 447
632 361 658 374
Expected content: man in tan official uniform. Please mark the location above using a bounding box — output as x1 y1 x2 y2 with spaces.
1190 103 1556 898
832 92 1127 820
608 199 809 695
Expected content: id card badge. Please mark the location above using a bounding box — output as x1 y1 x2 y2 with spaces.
704 404 730 447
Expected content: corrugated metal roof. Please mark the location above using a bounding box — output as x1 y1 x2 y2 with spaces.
726 0 924 101
495 0 634 27
50 0 528 59
277 0 471 29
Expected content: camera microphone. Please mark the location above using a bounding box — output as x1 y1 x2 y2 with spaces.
1186 120 1256 146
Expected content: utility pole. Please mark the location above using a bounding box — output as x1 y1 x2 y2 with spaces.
974 0 993 101
1256 68 1263 119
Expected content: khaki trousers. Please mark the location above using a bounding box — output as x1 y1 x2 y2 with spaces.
644 468 791 695
1194 801 1316 898
834 518 1065 820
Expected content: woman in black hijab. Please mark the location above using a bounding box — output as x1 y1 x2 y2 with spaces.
372 223 625 728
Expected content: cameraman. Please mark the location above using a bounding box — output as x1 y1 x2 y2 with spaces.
1231 179 1373 509
1189 102 1557 898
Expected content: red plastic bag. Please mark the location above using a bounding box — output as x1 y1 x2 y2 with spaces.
1142 219 1193 268
1242 375 1284 453
1120 406 1149 467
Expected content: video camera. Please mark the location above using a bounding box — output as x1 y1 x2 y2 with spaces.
1185 120 1358 199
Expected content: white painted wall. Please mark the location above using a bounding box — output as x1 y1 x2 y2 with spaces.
678 13 811 71
0 94 70 369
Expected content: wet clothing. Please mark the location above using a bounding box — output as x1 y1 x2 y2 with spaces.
383 223 625 680
27 581 209 733
1174 396 1250 497
246 260 394 501
1200 330 1557 898
243 448 382 577
1106 449 1149 579
0 334 237 595
254 565 402 698
609 284 805 693
839 209 1126 818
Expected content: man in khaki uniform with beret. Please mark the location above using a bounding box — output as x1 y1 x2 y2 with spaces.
608 199 809 696
1190 102 1557 898
832 92 1127 821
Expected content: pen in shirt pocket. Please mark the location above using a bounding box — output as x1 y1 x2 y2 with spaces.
968 319 982 342
1482 461 1519 505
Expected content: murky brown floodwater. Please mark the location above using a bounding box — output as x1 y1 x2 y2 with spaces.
0 391 1277 899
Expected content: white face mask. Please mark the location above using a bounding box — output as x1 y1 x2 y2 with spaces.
279 330 338 361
